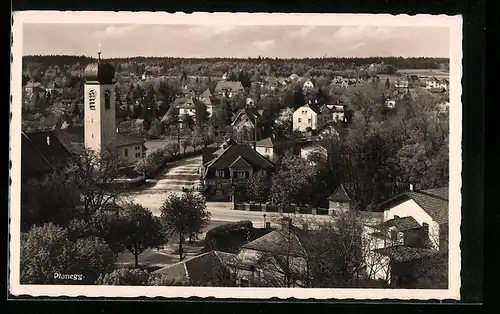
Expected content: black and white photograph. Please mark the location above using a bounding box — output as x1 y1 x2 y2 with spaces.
9 12 462 300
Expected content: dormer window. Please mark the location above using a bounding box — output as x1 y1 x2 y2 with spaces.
104 89 111 110
216 170 225 178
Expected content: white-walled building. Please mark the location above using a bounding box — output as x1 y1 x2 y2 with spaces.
292 102 330 132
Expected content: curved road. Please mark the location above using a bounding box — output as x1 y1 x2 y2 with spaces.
127 155 335 228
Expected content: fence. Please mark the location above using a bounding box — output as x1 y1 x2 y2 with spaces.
232 202 330 216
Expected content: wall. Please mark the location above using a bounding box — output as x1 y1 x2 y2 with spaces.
385 199 441 251
328 200 351 212
117 144 144 164
362 225 391 281
293 107 317 132
256 146 273 160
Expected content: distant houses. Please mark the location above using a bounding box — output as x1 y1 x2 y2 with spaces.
292 101 330 132
214 81 245 98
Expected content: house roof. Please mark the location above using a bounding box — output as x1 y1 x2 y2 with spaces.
229 156 252 169
153 251 235 286
178 98 198 109
21 132 53 180
376 187 449 224
373 245 439 262
52 126 144 153
203 144 274 177
289 73 300 81
372 216 421 232
202 147 218 165
328 184 351 202
302 103 321 115
214 81 244 92
242 228 306 257
231 107 262 126
255 136 291 148
200 88 213 98
23 130 72 169
25 82 45 89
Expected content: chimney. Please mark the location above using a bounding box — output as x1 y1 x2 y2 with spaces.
281 217 292 233
409 183 414 191
46 135 50 146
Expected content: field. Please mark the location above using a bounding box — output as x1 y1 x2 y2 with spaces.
397 69 449 78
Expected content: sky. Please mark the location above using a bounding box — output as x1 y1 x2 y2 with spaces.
22 24 450 59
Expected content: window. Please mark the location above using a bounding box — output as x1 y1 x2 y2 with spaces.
135 152 141 158
298 118 302 123
390 230 398 241
104 90 111 109
236 171 247 179
265 148 270 153
88 89 96 110
308 118 311 123
217 170 225 178
135 145 140 151
124 148 128 157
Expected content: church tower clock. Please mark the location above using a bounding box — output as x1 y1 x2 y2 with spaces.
83 49 117 153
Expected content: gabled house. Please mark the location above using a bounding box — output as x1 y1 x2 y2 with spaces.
363 185 450 287
142 71 154 81
230 218 315 287
292 102 330 132
394 80 409 89
198 88 218 117
46 81 64 94
327 184 352 214
178 97 198 118
255 136 293 161
425 77 449 90
288 73 300 82
302 79 315 91
215 81 245 98
201 140 275 201
153 251 236 287
231 107 265 142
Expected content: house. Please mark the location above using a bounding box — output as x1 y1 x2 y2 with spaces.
288 73 300 82
376 186 449 252
425 77 449 90
178 98 198 118
153 251 236 287
142 71 154 80
327 184 352 215
214 81 245 98
325 103 348 122
24 81 46 95
230 218 314 287
231 107 265 141
198 88 218 117
394 80 409 88
292 101 330 132
255 136 293 161
201 139 275 201
385 99 397 109
52 126 147 165
21 131 73 182
302 79 315 90
46 81 64 94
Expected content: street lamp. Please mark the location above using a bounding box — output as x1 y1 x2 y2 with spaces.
263 214 267 228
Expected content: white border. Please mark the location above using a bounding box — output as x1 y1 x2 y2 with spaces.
9 11 463 300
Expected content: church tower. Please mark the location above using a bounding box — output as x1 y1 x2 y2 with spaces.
83 47 117 153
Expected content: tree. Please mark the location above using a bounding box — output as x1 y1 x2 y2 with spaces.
159 191 211 261
116 203 166 268
269 154 318 206
245 170 270 203
21 171 80 232
180 113 195 130
20 223 116 284
147 117 162 139
65 147 123 223
96 268 149 286
181 137 191 154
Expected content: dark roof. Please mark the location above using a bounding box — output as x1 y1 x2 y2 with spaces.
373 245 439 262
372 216 421 232
21 132 53 180
153 251 235 286
24 131 72 169
255 136 291 148
328 184 351 202
53 126 144 153
204 144 274 177
202 147 218 165
301 103 321 115
178 98 197 109
231 107 262 126
215 81 244 93
376 187 449 224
